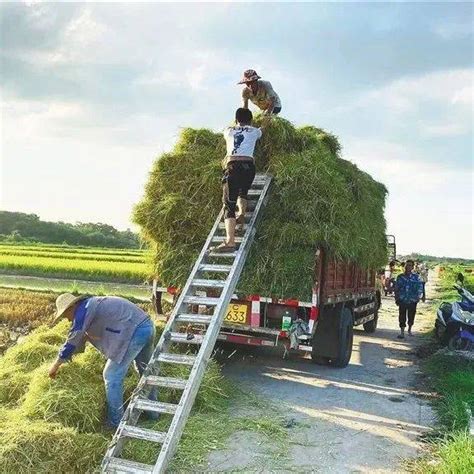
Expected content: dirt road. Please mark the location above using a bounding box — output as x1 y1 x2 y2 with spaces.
207 278 437 473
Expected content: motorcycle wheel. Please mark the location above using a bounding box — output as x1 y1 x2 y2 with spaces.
448 335 472 351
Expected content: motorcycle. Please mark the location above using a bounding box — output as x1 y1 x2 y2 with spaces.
435 273 474 351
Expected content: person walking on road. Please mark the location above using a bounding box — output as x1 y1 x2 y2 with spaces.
211 108 264 253
239 69 282 115
48 293 157 428
395 259 424 339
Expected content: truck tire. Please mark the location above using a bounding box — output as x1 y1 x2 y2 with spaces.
330 307 354 368
363 310 378 333
311 354 330 365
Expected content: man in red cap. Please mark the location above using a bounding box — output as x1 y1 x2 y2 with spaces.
239 69 282 115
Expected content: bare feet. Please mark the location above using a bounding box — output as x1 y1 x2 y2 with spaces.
209 242 236 253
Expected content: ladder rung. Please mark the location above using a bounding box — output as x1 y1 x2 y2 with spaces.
145 375 187 390
247 189 261 196
175 314 212 324
183 296 220 305
218 222 248 231
106 457 153 473
191 279 226 288
135 399 178 414
122 425 167 443
208 251 237 258
199 264 232 272
212 236 243 243
170 332 204 345
157 353 196 365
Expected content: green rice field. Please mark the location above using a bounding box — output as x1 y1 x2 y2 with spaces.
0 244 151 284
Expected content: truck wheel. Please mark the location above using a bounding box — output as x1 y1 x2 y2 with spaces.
330 307 353 368
311 354 330 365
363 311 378 333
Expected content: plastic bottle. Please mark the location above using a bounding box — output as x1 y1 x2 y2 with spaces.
281 310 292 331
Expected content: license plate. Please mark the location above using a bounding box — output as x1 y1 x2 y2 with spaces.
224 303 248 325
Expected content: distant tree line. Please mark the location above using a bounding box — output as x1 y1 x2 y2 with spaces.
399 252 474 265
0 211 141 249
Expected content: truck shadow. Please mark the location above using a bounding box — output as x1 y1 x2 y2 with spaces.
215 326 434 464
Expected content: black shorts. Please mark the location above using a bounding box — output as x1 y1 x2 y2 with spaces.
272 106 282 115
222 161 256 219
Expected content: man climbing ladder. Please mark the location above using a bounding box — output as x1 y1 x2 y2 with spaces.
211 107 263 253
101 165 272 473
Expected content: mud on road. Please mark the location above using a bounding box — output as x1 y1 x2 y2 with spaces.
206 281 437 473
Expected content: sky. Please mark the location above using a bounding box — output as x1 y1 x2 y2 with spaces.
0 1 473 258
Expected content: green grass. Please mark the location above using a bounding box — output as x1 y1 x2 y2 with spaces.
436 264 474 301
0 247 146 263
0 252 149 284
0 242 145 256
409 266 474 473
410 432 474 473
424 353 474 431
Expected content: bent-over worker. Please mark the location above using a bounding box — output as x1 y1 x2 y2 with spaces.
239 69 282 115
48 293 157 428
211 108 263 253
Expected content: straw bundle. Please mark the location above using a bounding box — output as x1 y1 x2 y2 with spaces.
134 117 387 299
0 319 230 471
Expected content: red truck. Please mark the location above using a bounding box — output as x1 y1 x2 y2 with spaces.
153 243 381 368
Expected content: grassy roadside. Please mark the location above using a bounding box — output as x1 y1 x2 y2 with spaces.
409 266 474 473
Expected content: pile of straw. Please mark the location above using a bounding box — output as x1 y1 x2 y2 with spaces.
0 319 229 471
134 116 387 299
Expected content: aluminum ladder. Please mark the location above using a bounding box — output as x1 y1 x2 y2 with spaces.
101 173 272 473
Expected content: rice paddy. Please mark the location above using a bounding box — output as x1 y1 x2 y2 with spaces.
0 243 150 284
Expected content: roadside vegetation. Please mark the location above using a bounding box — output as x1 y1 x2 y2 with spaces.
410 265 474 473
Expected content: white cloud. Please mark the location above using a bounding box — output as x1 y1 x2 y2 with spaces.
433 21 473 40
2 94 86 142
334 68 474 139
357 68 473 113
47 8 107 64
345 139 473 258
452 86 473 106
346 139 471 193
420 122 469 138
